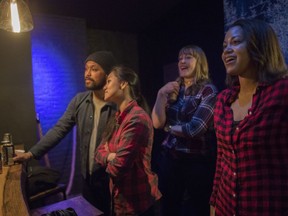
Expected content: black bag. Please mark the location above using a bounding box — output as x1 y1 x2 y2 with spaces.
27 165 61 196
41 207 78 216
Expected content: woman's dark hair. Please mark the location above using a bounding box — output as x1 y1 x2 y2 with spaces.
226 18 288 86
102 65 151 142
111 65 151 114
178 45 211 95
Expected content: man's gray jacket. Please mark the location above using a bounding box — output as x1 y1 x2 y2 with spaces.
29 91 116 178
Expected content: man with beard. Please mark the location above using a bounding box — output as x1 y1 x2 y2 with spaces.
14 51 117 215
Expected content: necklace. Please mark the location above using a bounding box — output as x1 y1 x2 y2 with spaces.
184 80 192 85
183 79 194 86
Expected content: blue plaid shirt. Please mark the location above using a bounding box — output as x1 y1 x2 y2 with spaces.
163 82 218 155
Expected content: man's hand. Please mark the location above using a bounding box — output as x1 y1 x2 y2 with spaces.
13 151 33 162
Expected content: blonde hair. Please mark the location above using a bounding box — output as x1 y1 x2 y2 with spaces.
178 45 209 82
178 45 211 95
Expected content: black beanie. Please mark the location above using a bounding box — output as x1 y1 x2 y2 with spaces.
85 51 116 74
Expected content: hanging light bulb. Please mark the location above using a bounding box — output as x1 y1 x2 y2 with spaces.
0 0 34 33
10 0 21 32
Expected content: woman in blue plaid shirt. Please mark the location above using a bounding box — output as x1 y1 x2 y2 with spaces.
152 45 218 216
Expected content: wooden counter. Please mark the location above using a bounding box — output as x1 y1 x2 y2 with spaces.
0 164 104 216
0 149 103 216
0 163 30 216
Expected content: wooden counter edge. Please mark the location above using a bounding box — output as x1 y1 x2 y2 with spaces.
2 163 30 216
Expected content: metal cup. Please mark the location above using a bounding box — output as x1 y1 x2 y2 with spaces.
168 92 178 104
2 133 12 142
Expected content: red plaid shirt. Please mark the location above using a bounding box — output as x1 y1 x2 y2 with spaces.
95 100 161 215
210 77 288 216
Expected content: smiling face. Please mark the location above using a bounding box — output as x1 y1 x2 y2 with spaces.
103 71 124 103
222 26 256 77
84 61 107 90
178 53 197 78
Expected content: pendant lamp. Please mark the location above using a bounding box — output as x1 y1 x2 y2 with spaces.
0 0 33 33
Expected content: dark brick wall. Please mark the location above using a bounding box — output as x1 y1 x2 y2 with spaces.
31 14 87 195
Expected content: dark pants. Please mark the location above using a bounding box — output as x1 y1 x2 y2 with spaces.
139 199 162 216
110 199 161 216
157 150 215 216
82 168 111 216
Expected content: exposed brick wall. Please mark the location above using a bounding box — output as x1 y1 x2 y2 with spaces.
31 14 87 195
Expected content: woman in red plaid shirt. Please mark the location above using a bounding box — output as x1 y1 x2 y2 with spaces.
95 66 162 216
210 19 288 216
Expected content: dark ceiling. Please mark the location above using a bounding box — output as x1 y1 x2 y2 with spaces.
29 0 209 33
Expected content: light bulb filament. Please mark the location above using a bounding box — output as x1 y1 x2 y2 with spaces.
10 1 21 33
